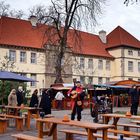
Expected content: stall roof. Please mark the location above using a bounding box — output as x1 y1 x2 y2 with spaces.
89 84 130 89
50 83 74 90
105 80 140 86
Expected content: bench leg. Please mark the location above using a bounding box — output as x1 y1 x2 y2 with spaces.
66 133 73 140
16 119 23 131
0 121 7 133
124 126 130 137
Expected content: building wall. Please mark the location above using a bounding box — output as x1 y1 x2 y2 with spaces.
108 47 140 81
43 45 73 87
72 55 112 84
0 46 46 93
124 48 140 81
1 44 140 92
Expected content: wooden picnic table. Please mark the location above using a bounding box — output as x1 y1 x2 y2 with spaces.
102 113 140 129
36 117 114 140
5 105 41 130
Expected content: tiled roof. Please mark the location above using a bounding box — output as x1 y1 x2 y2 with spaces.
0 16 47 49
0 17 140 58
67 30 113 58
106 26 140 49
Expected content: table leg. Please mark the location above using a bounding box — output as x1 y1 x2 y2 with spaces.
103 129 107 140
38 121 43 138
87 129 96 140
113 117 119 131
48 123 57 140
26 110 31 130
112 118 120 136
103 116 110 124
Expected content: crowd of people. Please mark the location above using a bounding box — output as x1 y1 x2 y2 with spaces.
7 82 140 122
7 81 87 120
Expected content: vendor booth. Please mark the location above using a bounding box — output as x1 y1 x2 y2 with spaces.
49 83 90 109
44 80 140 110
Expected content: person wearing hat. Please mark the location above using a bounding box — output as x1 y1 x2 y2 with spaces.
129 84 140 115
67 81 86 121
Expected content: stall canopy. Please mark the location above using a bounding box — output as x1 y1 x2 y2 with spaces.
50 83 74 90
105 79 140 86
0 71 36 82
0 71 37 104
89 84 130 90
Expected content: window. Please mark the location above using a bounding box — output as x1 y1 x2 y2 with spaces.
128 78 133 80
73 78 77 84
128 61 133 72
9 50 16 62
98 77 103 84
138 62 140 72
80 76 85 84
98 60 103 70
88 59 93 69
88 77 93 84
106 60 110 70
80 57 84 69
30 74 36 87
138 51 140 56
20 51 26 63
31 52 37 64
20 73 26 77
128 50 133 56
106 78 110 83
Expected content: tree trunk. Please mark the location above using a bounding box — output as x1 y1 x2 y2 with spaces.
54 40 66 83
54 57 63 83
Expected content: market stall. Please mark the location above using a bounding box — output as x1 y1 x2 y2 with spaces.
50 83 90 109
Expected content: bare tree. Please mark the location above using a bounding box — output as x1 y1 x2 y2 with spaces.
124 0 139 5
29 0 105 83
0 1 24 18
9 10 24 19
0 1 10 16
29 5 48 23
0 54 16 71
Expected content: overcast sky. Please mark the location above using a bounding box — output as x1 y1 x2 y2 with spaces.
4 0 140 40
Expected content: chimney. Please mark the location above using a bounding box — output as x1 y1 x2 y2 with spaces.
28 15 38 27
99 30 106 43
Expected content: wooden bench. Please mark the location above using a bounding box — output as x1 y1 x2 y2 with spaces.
117 123 140 131
131 120 140 125
0 117 8 133
108 128 140 138
12 134 43 140
0 114 24 130
59 129 136 140
36 114 54 129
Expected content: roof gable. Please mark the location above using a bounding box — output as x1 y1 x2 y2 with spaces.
106 26 140 49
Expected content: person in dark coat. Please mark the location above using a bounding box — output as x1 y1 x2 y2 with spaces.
29 89 39 107
129 84 140 115
16 86 24 106
39 88 53 115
